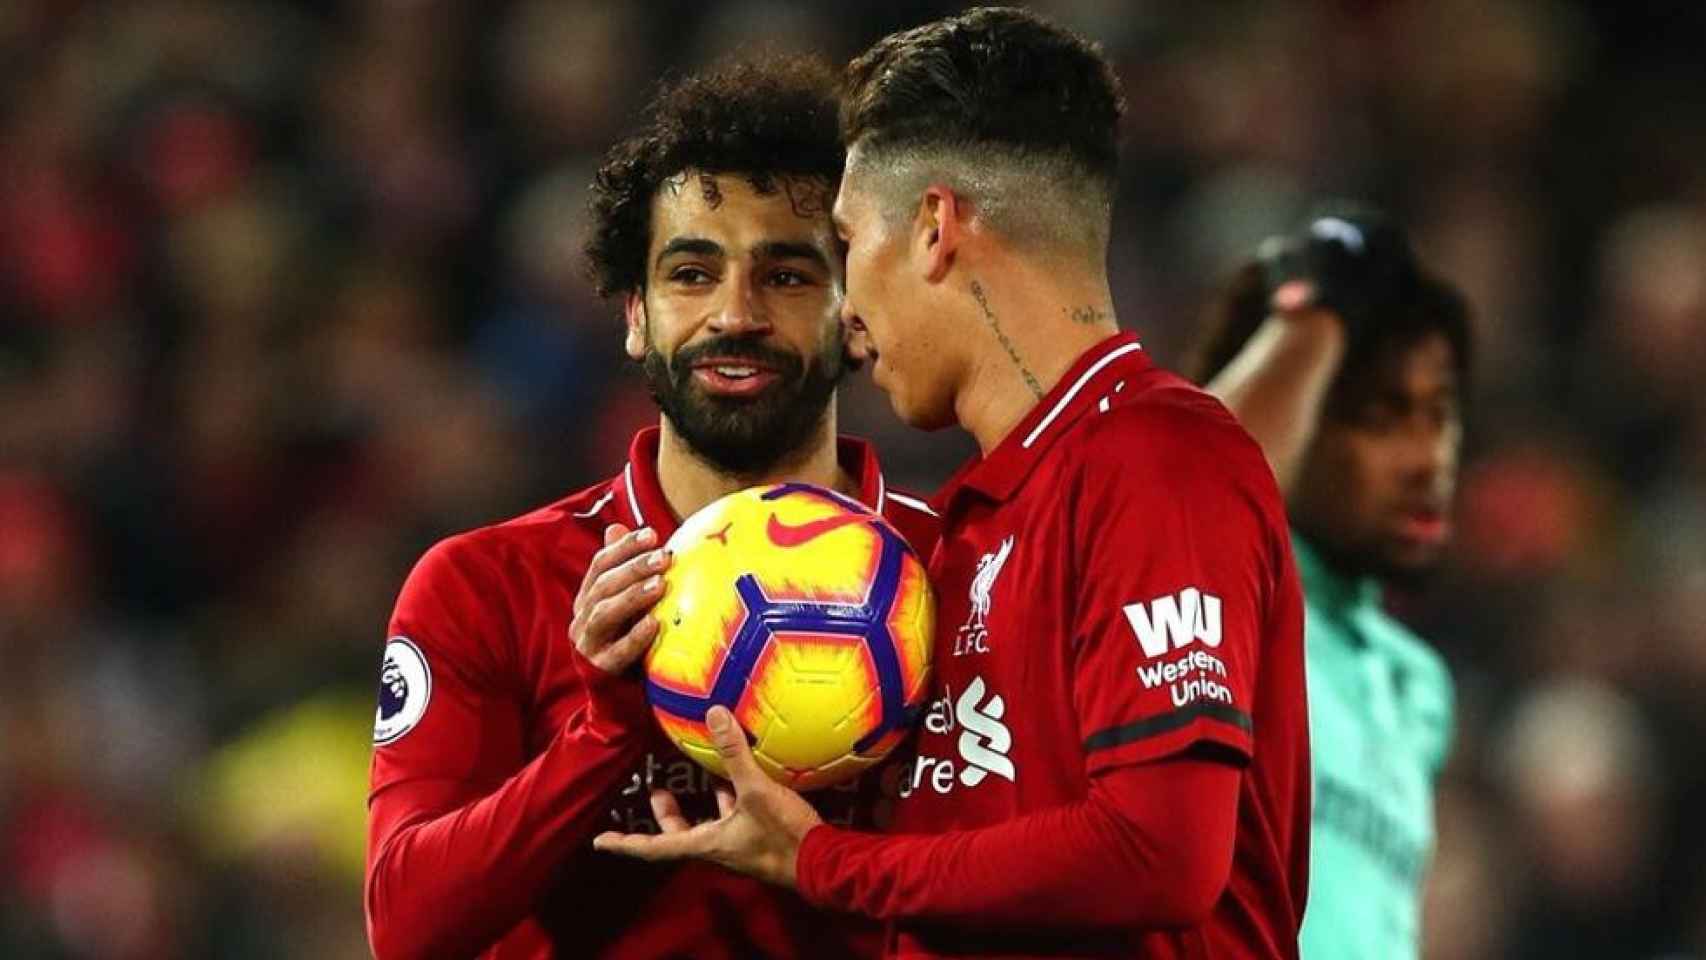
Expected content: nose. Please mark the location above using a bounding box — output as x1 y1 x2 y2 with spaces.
1401 416 1457 494
707 269 770 336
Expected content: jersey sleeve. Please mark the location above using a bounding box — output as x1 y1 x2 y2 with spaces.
365 535 654 959
370 537 523 793
1068 404 1286 774
798 757 1240 929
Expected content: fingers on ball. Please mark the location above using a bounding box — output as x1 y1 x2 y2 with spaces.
593 549 668 600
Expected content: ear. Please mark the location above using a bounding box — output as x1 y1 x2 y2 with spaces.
623 292 647 360
915 184 964 284
841 313 869 372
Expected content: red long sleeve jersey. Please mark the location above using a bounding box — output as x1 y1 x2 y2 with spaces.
801 333 1310 958
365 426 940 960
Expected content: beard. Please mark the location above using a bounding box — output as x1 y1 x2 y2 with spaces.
642 329 845 479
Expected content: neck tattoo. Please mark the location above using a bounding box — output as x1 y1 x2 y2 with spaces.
970 279 1044 399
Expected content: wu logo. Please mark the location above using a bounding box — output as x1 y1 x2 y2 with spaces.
955 535 1013 656
1123 587 1222 659
955 676 1016 786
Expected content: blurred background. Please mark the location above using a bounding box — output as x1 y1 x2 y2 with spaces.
1 0 1703 957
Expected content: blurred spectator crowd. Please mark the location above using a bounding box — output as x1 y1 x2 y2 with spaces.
1 1 1704 957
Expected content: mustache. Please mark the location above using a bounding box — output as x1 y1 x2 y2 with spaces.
671 336 806 379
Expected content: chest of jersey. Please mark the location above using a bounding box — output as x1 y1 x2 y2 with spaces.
1301 606 1438 955
889 494 1089 827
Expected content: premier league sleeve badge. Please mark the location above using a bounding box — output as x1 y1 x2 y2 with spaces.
373 637 432 745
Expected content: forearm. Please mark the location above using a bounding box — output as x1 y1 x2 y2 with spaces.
797 759 1238 930
1205 308 1344 493
365 678 649 959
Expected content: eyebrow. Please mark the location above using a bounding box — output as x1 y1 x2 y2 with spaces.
654 237 724 269
653 237 830 273
757 241 832 271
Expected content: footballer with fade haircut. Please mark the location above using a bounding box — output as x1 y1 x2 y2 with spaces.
364 57 938 960
1193 210 1472 960
597 9 1311 960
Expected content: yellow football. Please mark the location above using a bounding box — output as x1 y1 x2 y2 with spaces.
645 482 934 790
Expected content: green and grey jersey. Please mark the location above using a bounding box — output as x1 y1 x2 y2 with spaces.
1295 535 1453 960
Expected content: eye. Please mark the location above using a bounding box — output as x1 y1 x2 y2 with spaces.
1351 400 1400 431
769 269 811 287
669 266 714 285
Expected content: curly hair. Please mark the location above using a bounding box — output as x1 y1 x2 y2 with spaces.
584 57 843 299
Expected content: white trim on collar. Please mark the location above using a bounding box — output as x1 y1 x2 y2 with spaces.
885 491 938 517
1021 341 1144 449
572 489 615 519
622 462 645 526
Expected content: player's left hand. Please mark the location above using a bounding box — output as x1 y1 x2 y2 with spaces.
593 705 822 889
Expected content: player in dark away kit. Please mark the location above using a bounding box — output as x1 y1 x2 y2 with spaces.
363 59 937 960
596 10 1311 960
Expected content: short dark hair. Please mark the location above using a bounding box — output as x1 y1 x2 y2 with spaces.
1187 259 1476 414
841 7 1125 250
843 7 1123 185
584 57 843 299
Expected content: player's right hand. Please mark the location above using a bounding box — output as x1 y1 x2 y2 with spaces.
1258 210 1418 341
593 705 821 889
570 523 672 676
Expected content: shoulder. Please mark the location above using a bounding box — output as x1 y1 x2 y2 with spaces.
1082 370 1258 458
477 478 618 554
494 476 626 545
400 479 617 598
1369 612 1455 702
1365 609 1456 767
390 480 619 675
1062 370 1280 510
1300 591 1338 633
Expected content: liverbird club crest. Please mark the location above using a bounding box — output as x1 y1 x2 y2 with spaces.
954 535 1013 657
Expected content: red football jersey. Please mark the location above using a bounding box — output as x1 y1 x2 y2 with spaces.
880 333 1309 958
365 426 940 960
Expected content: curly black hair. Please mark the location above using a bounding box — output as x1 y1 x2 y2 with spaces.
584 57 843 299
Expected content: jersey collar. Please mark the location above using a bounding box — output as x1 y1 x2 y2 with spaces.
1291 533 1384 626
612 425 890 540
933 332 1148 510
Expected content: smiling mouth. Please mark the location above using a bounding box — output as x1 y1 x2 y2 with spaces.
690 360 782 396
699 362 765 378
